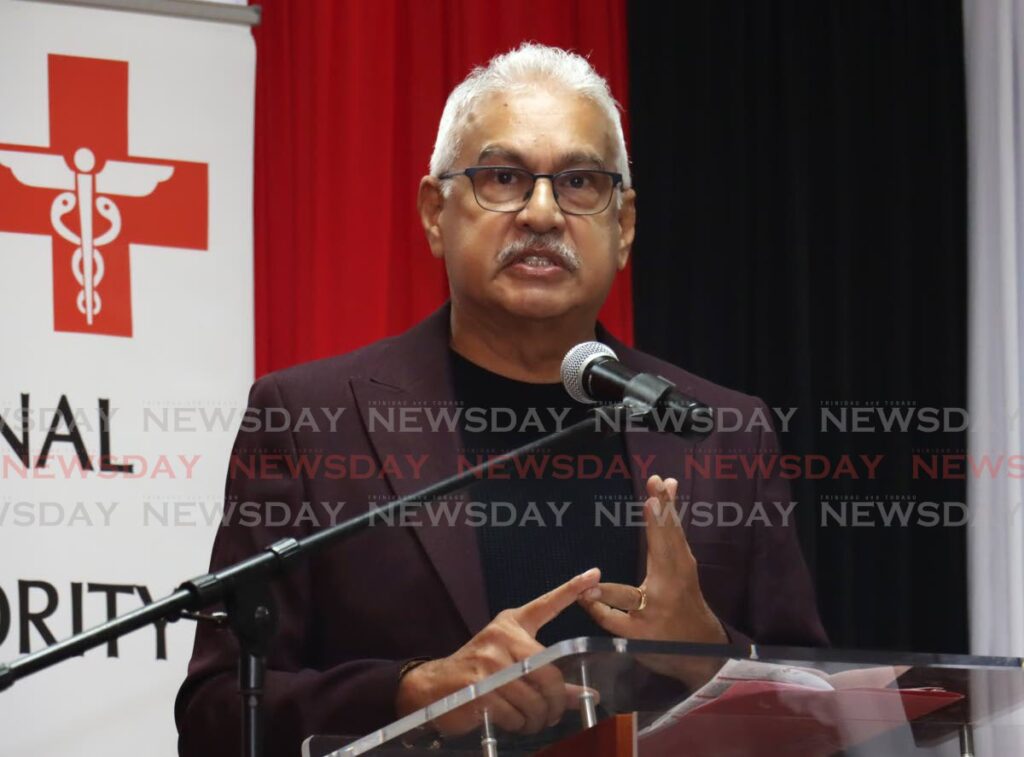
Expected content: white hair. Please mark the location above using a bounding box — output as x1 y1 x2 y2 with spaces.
429 42 632 190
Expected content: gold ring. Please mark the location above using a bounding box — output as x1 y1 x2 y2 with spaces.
633 585 648 613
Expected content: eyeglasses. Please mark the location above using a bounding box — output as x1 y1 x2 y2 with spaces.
438 166 624 216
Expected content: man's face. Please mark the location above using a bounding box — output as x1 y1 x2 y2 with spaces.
420 85 636 324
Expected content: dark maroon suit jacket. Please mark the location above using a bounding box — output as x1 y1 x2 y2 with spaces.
175 303 827 756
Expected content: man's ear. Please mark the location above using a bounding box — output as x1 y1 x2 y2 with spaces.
615 188 636 270
418 176 445 259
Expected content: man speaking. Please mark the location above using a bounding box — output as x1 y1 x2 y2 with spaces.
176 42 826 755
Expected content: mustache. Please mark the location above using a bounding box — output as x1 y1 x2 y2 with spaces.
496 234 581 271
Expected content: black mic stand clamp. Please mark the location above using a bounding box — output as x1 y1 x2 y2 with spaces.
620 372 676 416
172 589 277 757
225 583 277 757
174 535 301 757
619 372 713 440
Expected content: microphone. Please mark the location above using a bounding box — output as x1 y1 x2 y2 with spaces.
560 341 713 439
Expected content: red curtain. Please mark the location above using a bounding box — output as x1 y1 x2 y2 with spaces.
250 0 632 376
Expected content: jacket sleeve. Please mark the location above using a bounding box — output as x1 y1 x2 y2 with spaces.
174 375 413 757
742 399 829 647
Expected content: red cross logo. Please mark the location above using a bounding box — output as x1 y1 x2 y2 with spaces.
0 54 208 337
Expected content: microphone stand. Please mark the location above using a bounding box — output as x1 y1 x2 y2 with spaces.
0 401 696 757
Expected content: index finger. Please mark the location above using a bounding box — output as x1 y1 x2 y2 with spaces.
512 567 601 636
644 477 693 565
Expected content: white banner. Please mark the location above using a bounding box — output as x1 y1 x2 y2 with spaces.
0 1 254 754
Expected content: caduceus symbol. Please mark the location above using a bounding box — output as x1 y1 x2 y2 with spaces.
0 146 174 326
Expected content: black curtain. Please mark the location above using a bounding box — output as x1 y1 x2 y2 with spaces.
627 1 968 653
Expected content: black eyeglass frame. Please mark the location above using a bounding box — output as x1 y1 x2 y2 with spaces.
438 166 625 216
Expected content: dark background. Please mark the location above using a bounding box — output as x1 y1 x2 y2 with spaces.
628 0 968 652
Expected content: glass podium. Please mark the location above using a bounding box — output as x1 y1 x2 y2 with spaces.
302 638 1024 756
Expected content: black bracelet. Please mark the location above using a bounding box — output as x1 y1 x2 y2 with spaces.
398 656 432 681
397 657 444 749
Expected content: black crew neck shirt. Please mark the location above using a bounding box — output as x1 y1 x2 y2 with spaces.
448 348 639 647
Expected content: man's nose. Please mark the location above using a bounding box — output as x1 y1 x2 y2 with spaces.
516 177 565 234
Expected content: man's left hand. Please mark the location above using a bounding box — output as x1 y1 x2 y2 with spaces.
577 474 728 645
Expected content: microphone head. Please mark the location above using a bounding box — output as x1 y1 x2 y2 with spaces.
561 341 617 403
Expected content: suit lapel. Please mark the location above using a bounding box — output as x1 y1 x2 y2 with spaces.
601 329 699 511
351 305 490 636
620 420 698 522
600 330 699 581
349 311 702 631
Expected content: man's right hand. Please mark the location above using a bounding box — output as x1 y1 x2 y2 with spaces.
395 567 601 736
